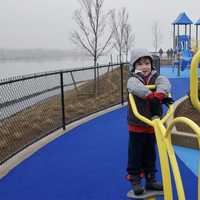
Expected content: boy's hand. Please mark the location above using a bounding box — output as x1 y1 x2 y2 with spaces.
146 92 165 101
153 92 165 101
162 97 174 107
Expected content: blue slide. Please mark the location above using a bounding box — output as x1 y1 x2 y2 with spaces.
181 49 193 71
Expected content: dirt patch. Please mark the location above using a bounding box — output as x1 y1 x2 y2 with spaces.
174 90 200 134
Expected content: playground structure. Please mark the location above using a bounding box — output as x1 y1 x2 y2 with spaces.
172 12 200 74
128 50 200 199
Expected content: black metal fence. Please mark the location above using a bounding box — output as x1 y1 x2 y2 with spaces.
0 57 160 164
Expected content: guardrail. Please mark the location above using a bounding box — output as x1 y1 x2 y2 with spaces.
0 63 128 164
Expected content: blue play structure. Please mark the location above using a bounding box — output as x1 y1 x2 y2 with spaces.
177 35 193 71
172 12 194 72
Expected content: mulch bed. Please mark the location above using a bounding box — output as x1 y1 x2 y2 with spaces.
174 97 200 134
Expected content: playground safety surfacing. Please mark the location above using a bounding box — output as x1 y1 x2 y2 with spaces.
0 67 199 200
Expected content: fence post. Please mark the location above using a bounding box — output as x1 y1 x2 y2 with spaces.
120 63 124 105
60 72 66 130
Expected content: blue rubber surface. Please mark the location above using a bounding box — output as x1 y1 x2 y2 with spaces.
0 68 198 200
174 146 199 176
0 107 197 200
160 65 200 78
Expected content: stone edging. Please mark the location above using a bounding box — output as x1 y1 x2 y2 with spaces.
167 96 199 149
0 103 127 179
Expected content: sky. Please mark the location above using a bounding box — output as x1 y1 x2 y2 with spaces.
0 0 200 51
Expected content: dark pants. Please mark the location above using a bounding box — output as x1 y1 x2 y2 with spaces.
127 132 156 176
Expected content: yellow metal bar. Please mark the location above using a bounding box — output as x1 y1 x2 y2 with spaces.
165 117 200 200
190 50 200 200
146 197 156 200
129 93 154 126
163 123 186 199
165 117 200 143
146 85 156 90
153 119 173 200
128 92 200 200
190 50 200 111
161 104 174 124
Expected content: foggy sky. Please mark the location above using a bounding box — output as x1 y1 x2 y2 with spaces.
0 0 199 51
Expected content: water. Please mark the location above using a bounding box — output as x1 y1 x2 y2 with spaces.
0 55 117 120
0 55 111 79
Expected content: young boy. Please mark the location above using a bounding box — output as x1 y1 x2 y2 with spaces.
126 49 172 195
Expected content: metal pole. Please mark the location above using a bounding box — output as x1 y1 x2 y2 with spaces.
196 25 199 50
177 25 181 77
120 63 124 105
185 24 187 35
173 24 175 50
110 54 113 65
60 72 66 130
189 24 192 48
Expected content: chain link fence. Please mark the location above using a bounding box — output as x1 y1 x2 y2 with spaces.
0 57 160 164
0 63 129 164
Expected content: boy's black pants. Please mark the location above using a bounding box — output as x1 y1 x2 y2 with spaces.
127 132 156 176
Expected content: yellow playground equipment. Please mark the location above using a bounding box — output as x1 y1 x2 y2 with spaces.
128 50 200 200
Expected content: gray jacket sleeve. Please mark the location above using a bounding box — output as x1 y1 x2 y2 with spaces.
127 77 151 98
155 75 171 93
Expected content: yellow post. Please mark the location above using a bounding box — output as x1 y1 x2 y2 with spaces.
190 50 200 111
189 50 200 200
153 119 173 200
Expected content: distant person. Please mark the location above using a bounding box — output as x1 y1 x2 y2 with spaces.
126 49 173 195
171 48 175 59
158 48 163 57
166 49 170 59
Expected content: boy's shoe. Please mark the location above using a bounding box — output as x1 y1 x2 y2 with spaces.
125 174 144 195
132 181 144 195
145 173 163 191
131 175 144 195
145 180 163 191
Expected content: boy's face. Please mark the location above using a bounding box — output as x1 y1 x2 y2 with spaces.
134 57 152 76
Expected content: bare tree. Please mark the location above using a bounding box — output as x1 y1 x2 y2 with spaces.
111 8 129 63
71 0 113 68
152 21 162 53
123 24 135 63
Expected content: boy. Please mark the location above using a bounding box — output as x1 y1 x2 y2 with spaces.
126 49 173 195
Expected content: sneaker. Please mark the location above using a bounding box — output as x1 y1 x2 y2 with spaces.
131 175 144 195
132 181 144 195
145 180 163 191
145 173 163 191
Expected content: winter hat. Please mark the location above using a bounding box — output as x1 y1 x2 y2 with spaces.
129 48 153 72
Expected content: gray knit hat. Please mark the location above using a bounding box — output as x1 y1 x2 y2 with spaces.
129 48 153 72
